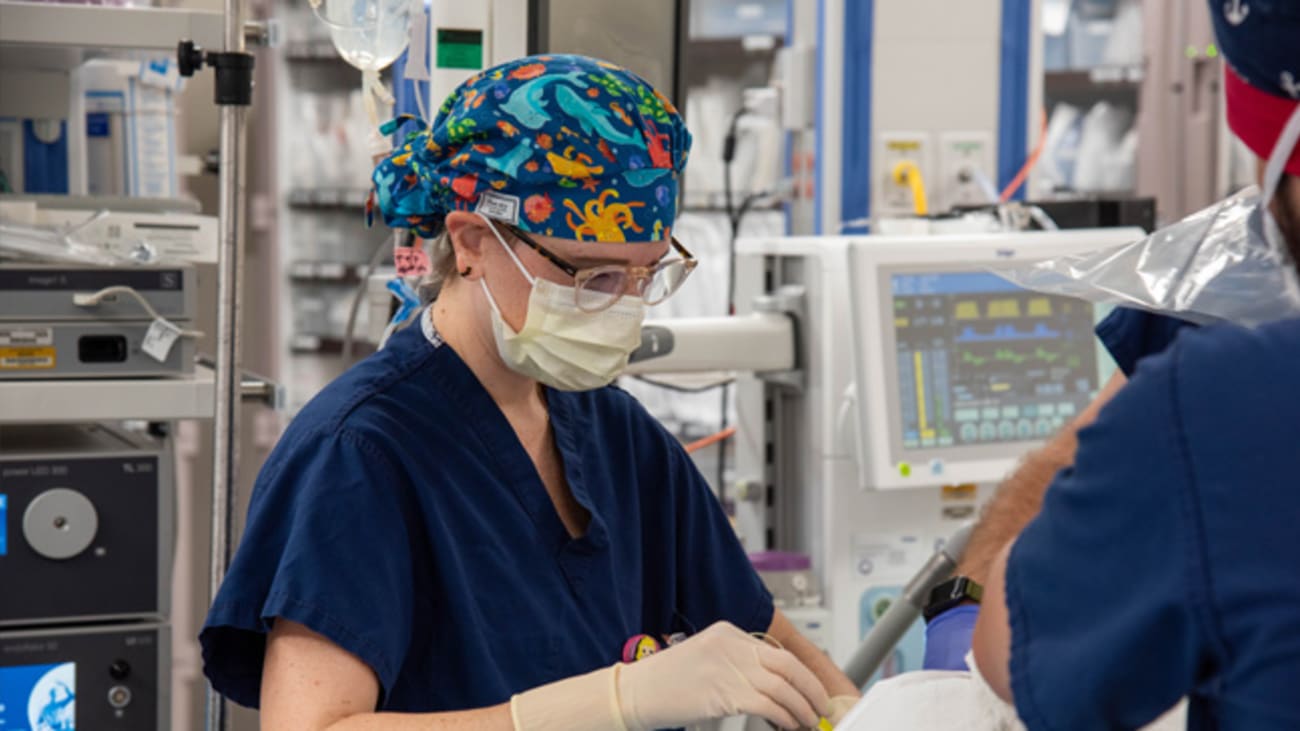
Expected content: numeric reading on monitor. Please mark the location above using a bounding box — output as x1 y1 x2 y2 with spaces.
891 272 1098 449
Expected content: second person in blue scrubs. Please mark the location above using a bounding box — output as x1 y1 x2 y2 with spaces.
201 55 858 730
969 3 1300 727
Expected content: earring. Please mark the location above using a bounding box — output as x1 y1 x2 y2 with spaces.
460 265 472 277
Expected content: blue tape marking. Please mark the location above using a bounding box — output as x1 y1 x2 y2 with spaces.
997 0 1031 200
840 0 874 234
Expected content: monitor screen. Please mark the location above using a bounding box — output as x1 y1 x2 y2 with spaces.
0 661 76 730
889 271 1099 451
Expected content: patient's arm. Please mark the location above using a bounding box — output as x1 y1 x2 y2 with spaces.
956 370 1126 585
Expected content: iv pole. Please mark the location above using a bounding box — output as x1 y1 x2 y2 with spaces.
178 0 254 727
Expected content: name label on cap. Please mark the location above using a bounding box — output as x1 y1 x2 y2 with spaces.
476 191 521 225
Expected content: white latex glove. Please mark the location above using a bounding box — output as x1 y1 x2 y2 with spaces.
827 694 860 725
618 622 831 731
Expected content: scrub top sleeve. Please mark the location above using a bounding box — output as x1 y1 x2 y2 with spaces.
1094 308 1195 377
667 439 774 635
201 429 416 708
1005 354 1208 731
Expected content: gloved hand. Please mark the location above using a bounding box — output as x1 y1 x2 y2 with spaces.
618 621 832 731
827 694 860 724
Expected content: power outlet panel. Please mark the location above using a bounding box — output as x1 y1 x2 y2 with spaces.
875 132 933 219
938 131 996 211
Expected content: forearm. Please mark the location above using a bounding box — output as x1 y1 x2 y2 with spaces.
956 426 1080 584
768 609 859 698
957 371 1127 584
970 542 1015 703
323 705 513 731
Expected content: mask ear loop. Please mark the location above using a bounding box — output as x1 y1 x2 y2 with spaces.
474 213 535 327
1261 104 1300 307
476 213 536 285
1261 103 1300 208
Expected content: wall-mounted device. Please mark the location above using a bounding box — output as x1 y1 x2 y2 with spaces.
0 623 169 730
0 424 172 626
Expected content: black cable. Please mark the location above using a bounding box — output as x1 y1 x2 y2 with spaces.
722 107 746 232
715 106 749 506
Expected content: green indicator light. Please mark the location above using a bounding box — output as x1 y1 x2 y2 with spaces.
1207 44 1219 58
1185 45 1198 59
898 462 912 477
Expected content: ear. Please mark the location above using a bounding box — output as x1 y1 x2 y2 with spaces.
443 211 492 279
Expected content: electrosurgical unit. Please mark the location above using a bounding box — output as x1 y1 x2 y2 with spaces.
0 623 169 730
0 424 173 627
0 262 197 378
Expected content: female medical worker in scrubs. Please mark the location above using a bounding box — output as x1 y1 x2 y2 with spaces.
969 3 1300 728
200 55 859 730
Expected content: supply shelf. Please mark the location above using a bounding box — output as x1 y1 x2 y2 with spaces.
0 1 223 60
0 366 216 424
0 363 283 423
0 1 224 118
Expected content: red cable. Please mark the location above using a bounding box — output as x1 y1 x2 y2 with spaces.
684 426 737 454
999 108 1050 203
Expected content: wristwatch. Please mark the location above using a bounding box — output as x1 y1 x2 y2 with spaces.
922 576 983 622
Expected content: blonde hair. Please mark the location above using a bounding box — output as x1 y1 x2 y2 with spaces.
417 230 459 304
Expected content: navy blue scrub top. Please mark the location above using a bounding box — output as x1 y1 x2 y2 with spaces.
1095 307 1195 377
200 312 773 711
1006 317 1300 730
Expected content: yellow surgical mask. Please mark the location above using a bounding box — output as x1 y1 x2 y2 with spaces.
477 214 646 391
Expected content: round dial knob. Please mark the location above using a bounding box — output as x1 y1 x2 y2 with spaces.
23 488 98 560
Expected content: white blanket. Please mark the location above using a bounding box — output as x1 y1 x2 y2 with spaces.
836 653 1186 731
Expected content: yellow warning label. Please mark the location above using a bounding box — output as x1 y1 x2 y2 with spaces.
886 140 921 152
0 347 56 370
941 483 978 501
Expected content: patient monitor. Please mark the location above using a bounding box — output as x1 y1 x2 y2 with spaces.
848 229 1140 489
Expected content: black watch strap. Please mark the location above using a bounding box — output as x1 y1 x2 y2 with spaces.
923 576 984 622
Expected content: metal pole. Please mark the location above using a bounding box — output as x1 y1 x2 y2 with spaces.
204 0 248 726
842 523 975 688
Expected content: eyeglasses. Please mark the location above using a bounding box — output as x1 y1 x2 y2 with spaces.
500 223 699 313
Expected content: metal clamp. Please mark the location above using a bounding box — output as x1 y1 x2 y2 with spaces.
243 19 280 48
177 40 255 107
751 284 806 391
197 355 284 410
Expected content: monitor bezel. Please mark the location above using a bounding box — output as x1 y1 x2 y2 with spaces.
848 228 1144 490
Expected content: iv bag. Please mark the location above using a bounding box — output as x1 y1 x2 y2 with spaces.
310 0 415 152
322 0 413 72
